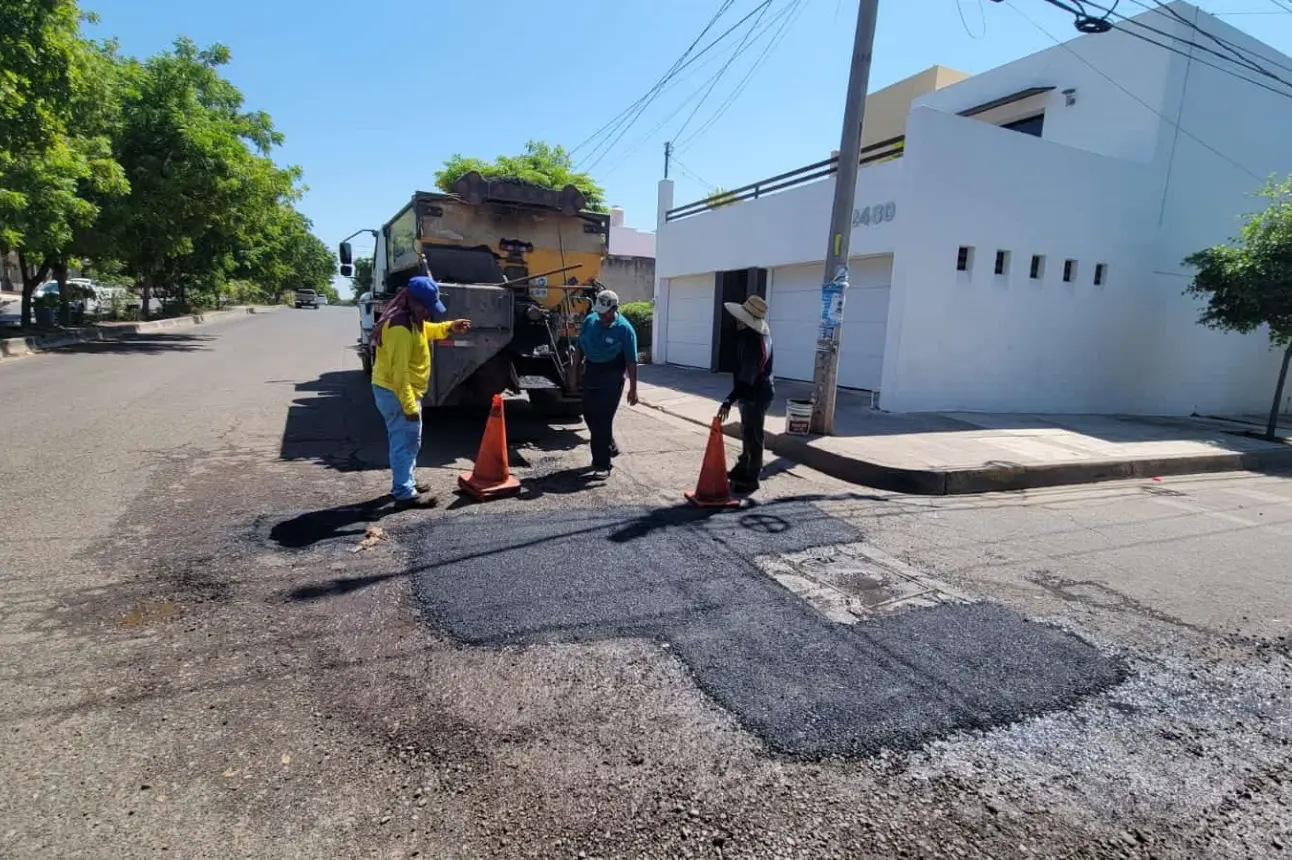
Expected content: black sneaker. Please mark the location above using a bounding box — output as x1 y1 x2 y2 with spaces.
729 480 760 495
393 493 438 509
609 442 620 458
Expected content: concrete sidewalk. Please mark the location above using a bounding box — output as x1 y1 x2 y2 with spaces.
636 364 1292 494
0 305 279 362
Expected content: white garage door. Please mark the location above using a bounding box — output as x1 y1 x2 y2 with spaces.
766 255 892 390
665 274 714 369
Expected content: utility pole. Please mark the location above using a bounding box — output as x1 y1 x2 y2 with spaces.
810 0 880 435
664 140 673 179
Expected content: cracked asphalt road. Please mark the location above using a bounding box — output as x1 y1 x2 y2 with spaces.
0 308 1289 859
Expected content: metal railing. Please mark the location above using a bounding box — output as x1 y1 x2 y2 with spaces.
664 134 905 223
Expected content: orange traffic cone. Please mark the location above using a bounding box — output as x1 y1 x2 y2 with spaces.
458 394 522 501
685 416 741 508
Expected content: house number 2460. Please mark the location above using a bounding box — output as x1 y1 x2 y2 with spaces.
852 202 896 227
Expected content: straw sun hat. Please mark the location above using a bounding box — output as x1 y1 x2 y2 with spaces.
723 295 770 334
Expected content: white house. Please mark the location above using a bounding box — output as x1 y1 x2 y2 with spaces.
651 2 1292 416
599 206 657 304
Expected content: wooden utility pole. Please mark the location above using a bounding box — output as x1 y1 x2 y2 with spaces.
810 0 880 435
664 140 673 179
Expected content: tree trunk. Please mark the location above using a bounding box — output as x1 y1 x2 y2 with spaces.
1267 342 1292 442
54 259 69 327
141 275 152 321
17 250 52 329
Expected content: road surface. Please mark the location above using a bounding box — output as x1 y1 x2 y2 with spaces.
0 307 1288 859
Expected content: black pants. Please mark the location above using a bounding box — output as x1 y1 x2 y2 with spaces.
582 361 624 470
732 396 772 484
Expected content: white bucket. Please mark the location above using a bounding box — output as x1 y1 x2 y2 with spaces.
785 399 813 435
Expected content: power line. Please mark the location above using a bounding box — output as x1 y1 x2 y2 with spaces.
1110 17 1292 102
671 1 774 145
957 0 988 37
575 2 773 170
676 0 810 152
1096 0 1292 86
569 0 736 159
1004 0 1264 181
598 0 805 177
672 157 714 189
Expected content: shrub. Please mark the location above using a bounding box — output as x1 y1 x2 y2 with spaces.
620 300 653 348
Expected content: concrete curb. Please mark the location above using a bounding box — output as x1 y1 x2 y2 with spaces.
639 395 1292 495
0 305 278 362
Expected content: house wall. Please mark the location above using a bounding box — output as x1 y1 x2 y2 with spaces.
599 255 656 304
914 24 1174 163
653 1 1292 416
609 206 657 258
882 104 1285 416
859 65 968 149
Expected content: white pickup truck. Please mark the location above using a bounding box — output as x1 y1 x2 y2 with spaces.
294 288 319 309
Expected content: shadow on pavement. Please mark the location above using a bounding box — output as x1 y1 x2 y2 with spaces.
269 496 395 549
278 370 584 473
48 332 214 355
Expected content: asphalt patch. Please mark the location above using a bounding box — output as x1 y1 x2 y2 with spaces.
404 502 1124 758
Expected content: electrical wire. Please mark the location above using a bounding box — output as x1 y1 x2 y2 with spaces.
675 0 810 152
574 1 773 170
597 0 804 177
957 0 988 38
1004 0 1264 181
569 0 736 159
672 157 714 189
1110 18 1292 102
1093 0 1292 85
670 1 774 146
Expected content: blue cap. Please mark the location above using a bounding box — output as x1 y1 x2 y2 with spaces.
406 275 446 315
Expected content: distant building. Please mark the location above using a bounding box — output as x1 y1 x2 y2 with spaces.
599 206 656 305
651 2 1292 417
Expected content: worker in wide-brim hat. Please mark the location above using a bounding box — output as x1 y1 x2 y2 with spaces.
717 294 774 494
571 289 639 476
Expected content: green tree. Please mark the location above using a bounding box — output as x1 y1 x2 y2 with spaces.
0 2 127 326
98 38 291 318
706 187 738 208
435 140 607 212
350 256 374 298
1184 176 1292 441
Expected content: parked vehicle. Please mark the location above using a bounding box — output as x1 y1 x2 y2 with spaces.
338 172 611 414
294 288 319 309
357 291 375 375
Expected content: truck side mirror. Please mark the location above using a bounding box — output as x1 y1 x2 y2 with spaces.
338 241 353 266
340 264 354 277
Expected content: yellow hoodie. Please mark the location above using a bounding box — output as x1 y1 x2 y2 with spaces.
372 320 456 415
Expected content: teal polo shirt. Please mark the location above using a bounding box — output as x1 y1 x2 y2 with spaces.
578 313 638 364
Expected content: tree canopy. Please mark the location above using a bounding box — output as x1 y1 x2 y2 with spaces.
0 3 334 325
435 140 608 212
1184 176 1292 440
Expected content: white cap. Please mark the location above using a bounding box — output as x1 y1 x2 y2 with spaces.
592 290 620 313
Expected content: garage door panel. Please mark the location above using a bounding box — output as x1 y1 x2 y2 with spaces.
767 258 891 389
666 275 714 369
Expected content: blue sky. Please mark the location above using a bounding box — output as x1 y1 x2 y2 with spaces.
86 0 1292 283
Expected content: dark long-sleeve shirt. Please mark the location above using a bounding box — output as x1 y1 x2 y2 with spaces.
725 327 774 405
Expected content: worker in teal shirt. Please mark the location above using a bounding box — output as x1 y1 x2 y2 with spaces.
571 290 638 475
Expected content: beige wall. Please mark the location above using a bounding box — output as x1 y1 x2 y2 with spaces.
859 65 968 149
599 255 655 305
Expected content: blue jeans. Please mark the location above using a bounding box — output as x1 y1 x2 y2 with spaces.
372 384 422 500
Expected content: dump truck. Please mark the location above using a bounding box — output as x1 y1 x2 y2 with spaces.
339 172 610 415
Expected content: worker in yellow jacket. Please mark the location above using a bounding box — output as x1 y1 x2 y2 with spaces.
371 275 471 507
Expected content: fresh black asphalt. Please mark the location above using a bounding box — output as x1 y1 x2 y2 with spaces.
404 501 1125 758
